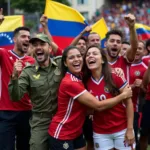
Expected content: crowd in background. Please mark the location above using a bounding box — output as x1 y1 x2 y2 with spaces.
1 1 150 150
88 0 150 40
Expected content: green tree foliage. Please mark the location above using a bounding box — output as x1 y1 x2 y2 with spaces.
11 0 70 13
0 0 8 15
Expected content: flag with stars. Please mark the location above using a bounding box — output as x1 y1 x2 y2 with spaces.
0 15 24 49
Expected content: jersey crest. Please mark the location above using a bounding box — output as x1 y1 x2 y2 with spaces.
104 86 110 93
134 71 140 76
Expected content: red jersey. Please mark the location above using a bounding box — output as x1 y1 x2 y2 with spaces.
142 55 150 66
109 56 130 82
51 47 63 56
0 49 35 111
87 72 128 134
49 72 87 140
55 47 63 56
129 62 147 112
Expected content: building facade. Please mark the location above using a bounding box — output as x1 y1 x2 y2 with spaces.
68 0 104 20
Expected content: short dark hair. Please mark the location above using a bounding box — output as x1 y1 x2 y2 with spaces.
80 36 87 43
106 30 123 41
122 41 130 45
13 27 30 37
146 39 150 50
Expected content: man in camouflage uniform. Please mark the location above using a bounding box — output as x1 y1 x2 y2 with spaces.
9 33 62 150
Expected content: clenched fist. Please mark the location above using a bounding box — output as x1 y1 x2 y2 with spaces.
40 14 48 27
12 59 23 79
124 14 135 28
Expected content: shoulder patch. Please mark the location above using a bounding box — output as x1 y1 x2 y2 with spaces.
52 56 62 67
70 74 79 82
24 64 34 69
53 56 62 60
25 62 32 67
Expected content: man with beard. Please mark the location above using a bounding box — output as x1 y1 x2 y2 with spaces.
87 32 101 47
0 8 35 150
8 33 63 150
105 14 138 82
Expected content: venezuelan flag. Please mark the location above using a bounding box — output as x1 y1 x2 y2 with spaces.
135 23 150 40
44 0 87 49
91 18 108 48
0 15 24 49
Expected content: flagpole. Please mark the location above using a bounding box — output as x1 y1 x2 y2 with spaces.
7 0 10 15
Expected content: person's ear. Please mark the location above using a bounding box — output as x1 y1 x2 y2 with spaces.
64 61 67 67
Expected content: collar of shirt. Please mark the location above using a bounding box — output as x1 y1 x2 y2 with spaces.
34 58 58 72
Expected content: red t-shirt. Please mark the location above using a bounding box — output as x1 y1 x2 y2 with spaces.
49 72 87 140
109 56 130 82
142 55 150 66
129 62 147 111
51 47 63 56
87 72 128 134
0 49 35 111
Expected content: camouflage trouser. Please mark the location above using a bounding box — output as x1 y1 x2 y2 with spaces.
29 113 52 150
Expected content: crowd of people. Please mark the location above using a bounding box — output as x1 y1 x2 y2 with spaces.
89 0 150 41
0 2 150 150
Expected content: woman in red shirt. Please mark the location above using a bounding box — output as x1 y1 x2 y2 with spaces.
83 45 135 150
48 46 132 150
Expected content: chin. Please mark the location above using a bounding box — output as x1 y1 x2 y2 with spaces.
111 54 118 58
75 69 82 73
88 67 96 71
73 71 81 76
36 58 45 63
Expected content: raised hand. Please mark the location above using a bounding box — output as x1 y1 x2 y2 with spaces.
12 59 23 79
81 26 92 35
124 14 135 28
84 26 92 33
40 14 48 27
0 8 4 25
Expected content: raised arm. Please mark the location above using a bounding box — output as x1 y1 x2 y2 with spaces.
40 14 59 54
0 8 4 25
70 26 92 46
77 85 132 111
125 14 138 62
8 60 29 101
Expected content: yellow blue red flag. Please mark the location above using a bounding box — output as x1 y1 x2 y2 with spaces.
135 23 150 40
0 15 24 49
44 0 87 49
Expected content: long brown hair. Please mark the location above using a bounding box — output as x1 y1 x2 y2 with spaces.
82 45 120 96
